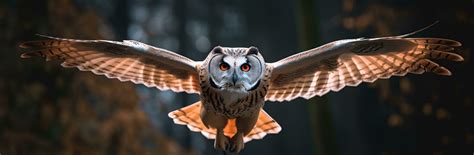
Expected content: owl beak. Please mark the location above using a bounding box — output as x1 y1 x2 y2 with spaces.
232 73 238 84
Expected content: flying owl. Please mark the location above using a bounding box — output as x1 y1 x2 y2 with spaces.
18 28 463 152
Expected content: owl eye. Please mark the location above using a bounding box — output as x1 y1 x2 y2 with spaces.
240 63 251 72
219 62 230 71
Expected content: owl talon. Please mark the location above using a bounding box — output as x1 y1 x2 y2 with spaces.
230 133 244 153
214 131 230 150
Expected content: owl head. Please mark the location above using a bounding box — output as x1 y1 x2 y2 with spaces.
206 46 265 92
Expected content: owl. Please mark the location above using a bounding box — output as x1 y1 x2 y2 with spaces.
19 28 463 152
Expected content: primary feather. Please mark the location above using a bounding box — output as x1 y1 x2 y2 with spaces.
19 35 201 94
266 37 462 102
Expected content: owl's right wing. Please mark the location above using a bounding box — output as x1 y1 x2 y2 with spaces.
19 35 201 94
266 36 463 102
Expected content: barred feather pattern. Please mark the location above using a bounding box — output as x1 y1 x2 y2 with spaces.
266 38 463 102
18 36 201 94
198 65 272 118
168 101 281 143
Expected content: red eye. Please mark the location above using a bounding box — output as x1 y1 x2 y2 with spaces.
219 63 230 71
240 63 251 72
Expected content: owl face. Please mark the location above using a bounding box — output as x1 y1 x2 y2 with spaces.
207 46 265 92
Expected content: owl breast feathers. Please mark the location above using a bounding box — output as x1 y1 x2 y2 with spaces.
19 27 463 152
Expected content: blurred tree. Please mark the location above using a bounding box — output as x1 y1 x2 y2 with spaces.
0 0 193 154
296 0 338 155
320 0 474 154
0 0 472 155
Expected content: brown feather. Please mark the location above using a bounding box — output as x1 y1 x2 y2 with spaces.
267 37 463 102
168 102 281 143
18 37 201 94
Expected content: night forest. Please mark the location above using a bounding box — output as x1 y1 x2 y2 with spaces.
0 0 473 155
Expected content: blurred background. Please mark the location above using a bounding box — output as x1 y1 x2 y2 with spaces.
0 0 473 155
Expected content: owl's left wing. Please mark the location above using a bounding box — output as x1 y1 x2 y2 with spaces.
19 35 201 94
266 36 463 102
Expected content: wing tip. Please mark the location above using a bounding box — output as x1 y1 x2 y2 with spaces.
20 52 41 58
35 34 57 39
397 21 439 38
449 54 464 62
17 35 64 50
20 53 32 58
433 67 452 76
449 39 463 47
18 42 31 49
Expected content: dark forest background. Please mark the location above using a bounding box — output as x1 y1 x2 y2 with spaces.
0 0 473 155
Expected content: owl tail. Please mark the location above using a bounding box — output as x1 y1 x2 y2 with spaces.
168 101 282 143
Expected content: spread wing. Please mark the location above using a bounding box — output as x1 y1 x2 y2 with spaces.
266 37 463 102
19 35 201 94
